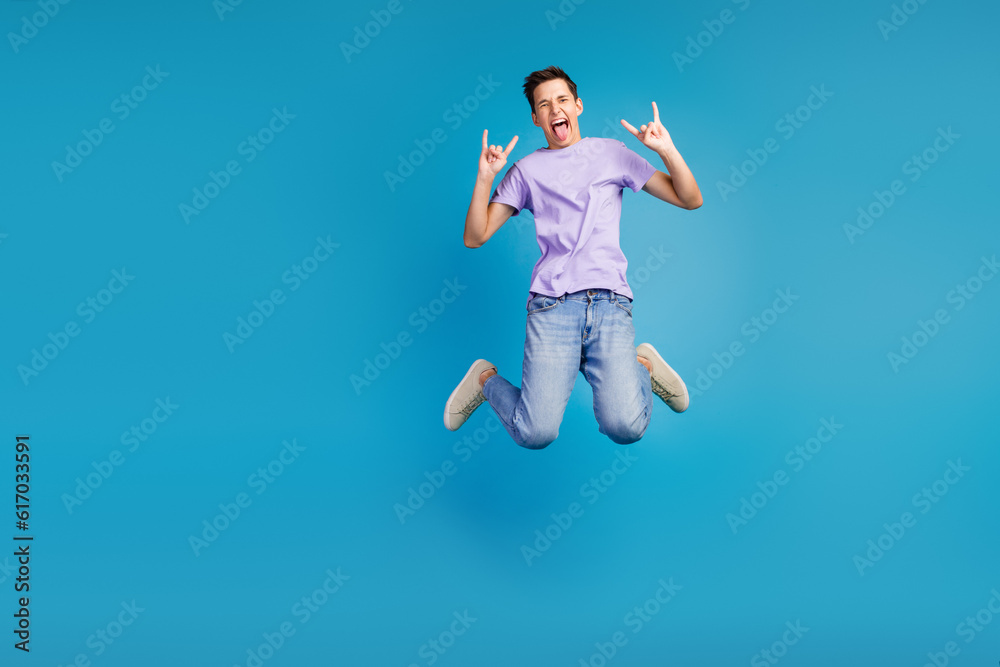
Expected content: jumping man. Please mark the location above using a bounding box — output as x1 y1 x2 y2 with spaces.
443 66 703 448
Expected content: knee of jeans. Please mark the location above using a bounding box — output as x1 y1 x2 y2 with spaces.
602 414 648 445
519 426 558 450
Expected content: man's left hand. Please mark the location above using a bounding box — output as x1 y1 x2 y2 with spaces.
621 101 675 154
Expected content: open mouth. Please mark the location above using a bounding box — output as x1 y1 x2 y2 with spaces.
551 118 569 141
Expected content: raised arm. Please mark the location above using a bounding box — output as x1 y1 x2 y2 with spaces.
621 101 703 210
464 129 519 248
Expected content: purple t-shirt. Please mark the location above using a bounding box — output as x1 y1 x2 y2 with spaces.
488 136 657 309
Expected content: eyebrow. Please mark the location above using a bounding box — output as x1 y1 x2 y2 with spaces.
537 94 571 106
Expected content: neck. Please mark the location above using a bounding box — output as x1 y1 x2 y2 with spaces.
545 135 584 150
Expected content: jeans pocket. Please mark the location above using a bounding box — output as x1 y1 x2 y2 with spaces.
527 295 559 316
614 295 633 317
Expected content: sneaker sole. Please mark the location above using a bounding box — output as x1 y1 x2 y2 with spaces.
637 343 689 413
443 359 495 431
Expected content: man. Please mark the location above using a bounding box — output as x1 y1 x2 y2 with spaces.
443 66 703 449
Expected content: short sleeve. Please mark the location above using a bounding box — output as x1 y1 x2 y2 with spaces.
489 163 530 216
617 141 658 193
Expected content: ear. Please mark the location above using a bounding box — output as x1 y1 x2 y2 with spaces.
531 112 539 127
576 99 584 116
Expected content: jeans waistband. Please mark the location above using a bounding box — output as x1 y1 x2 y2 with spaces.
530 288 623 302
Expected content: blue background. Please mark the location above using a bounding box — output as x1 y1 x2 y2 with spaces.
2 0 998 664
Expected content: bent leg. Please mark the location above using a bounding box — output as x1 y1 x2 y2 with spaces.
582 294 652 444
482 296 582 449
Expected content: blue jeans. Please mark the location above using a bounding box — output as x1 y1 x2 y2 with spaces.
481 288 652 449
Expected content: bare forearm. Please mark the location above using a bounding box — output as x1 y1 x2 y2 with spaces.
657 146 703 209
464 173 493 247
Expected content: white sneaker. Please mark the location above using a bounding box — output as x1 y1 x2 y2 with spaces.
636 343 689 413
443 359 497 431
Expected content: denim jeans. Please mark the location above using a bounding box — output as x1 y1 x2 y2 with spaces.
481 288 652 449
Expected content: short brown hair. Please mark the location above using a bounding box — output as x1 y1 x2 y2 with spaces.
523 66 578 114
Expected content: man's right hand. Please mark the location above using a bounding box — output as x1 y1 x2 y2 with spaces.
479 129 518 180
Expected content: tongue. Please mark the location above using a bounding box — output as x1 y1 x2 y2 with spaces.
554 122 569 141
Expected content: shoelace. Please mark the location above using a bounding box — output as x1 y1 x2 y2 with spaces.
458 391 485 417
650 376 678 399
640 354 677 399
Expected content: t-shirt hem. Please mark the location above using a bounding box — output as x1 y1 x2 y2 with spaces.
527 286 635 299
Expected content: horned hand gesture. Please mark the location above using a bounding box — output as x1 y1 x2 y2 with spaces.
479 129 518 179
621 102 675 155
